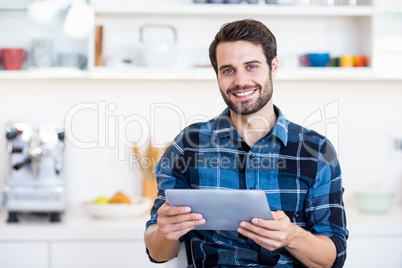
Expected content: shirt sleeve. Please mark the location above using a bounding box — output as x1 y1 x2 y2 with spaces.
305 138 349 268
145 130 191 230
144 131 191 263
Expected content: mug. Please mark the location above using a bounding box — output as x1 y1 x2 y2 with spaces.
355 55 368 67
0 48 26 70
307 53 330 67
339 55 356 67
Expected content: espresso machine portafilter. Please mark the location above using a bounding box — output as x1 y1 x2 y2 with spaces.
2 122 66 223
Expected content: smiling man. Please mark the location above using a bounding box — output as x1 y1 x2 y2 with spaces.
144 19 348 268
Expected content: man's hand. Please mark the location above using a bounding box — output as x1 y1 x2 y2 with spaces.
157 202 206 241
237 210 296 251
145 202 205 262
237 210 336 268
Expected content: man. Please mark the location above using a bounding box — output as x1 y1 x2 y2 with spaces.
144 19 348 268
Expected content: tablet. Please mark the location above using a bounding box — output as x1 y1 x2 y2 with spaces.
165 189 272 231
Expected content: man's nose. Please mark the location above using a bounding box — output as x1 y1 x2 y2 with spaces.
233 69 250 88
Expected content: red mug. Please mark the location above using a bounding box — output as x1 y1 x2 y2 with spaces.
355 55 368 67
0 48 26 70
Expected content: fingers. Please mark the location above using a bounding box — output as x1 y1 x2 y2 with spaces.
237 224 281 251
238 220 284 239
237 220 285 251
158 202 204 225
162 224 200 241
158 212 205 229
237 211 292 251
157 202 206 241
247 217 281 231
158 202 190 217
272 210 287 220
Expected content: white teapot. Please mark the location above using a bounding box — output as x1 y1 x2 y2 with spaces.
139 24 177 68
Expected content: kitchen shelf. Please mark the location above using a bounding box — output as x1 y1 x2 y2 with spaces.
377 8 402 14
92 1 374 16
0 8 27 12
0 69 88 80
89 66 216 80
2 67 398 80
277 66 376 80
90 66 378 80
0 0 28 12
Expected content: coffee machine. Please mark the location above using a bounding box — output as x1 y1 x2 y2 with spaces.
2 122 66 223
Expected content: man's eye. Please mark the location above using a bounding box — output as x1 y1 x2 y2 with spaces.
247 65 256 70
223 69 233 74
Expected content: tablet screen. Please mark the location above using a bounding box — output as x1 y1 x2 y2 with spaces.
165 189 272 231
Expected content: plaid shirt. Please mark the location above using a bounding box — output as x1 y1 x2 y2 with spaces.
146 106 348 268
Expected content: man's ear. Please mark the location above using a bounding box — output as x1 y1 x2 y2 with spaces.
271 56 279 78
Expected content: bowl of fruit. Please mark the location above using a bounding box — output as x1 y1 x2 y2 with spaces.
82 192 152 219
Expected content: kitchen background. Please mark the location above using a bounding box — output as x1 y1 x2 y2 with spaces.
1 0 402 267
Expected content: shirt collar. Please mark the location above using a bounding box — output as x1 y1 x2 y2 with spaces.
213 105 289 146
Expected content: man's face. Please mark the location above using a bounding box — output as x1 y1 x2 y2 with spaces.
216 41 275 115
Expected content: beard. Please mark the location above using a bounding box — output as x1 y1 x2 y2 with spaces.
220 74 273 115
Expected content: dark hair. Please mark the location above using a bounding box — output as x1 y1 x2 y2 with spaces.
209 19 277 74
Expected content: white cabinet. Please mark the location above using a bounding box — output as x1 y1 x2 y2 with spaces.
51 241 164 268
0 213 163 268
0 241 164 268
345 205 402 267
0 242 48 268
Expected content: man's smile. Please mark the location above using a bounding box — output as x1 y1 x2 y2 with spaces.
233 90 257 98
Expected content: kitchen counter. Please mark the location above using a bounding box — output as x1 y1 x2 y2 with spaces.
0 210 150 241
1 204 401 241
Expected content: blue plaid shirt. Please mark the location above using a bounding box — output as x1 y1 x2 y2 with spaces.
146 106 348 268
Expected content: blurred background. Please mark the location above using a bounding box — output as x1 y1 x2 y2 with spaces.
0 0 402 267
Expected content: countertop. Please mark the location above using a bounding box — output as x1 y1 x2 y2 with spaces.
0 204 401 242
0 210 149 241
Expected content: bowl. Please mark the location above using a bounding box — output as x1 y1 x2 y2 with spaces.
354 190 395 214
82 197 152 219
307 53 330 67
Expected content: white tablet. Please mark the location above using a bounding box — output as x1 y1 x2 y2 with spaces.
165 189 272 231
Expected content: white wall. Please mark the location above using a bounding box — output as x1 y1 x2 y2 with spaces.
0 78 401 209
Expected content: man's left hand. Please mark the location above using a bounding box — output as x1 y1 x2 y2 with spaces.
237 210 298 251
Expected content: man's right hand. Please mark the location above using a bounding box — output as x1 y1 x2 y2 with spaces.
157 202 206 241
